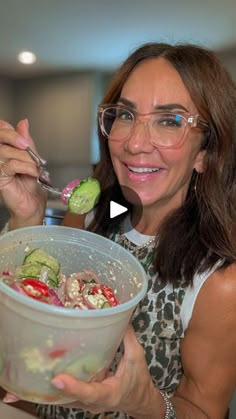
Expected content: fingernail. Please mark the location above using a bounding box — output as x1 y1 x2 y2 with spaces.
3 394 18 403
51 378 65 390
24 118 29 128
1 123 13 130
16 136 30 148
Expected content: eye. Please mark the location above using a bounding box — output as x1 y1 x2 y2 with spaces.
155 113 184 128
116 107 133 121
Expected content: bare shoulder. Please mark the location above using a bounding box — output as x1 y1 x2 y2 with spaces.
187 262 236 333
200 262 236 311
213 262 236 287
178 264 236 416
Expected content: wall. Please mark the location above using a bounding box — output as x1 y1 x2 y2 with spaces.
0 71 108 189
218 48 236 82
13 72 97 188
13 73 94 164
0 78 14 121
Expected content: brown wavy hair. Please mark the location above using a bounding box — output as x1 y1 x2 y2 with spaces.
89 42 236 285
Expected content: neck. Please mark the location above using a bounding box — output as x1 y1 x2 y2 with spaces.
131 196 184 236
131 208 161 236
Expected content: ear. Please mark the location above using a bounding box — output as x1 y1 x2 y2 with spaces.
193 149 206 173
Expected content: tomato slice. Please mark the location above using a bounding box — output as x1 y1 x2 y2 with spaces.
48 348 67 359
91 284 118 307
21 278 49 299
100 285 118 306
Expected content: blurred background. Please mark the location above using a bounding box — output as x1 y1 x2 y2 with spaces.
0 0 235 416
0 0 236 188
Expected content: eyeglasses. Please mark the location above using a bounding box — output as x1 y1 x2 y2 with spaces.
98 104 209 149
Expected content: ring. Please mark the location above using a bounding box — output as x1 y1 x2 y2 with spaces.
0 167 9 177
0 160 10 177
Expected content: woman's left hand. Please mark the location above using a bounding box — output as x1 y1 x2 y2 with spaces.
51 325 161 417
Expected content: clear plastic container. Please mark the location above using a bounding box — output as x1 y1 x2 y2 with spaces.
0 225 147 404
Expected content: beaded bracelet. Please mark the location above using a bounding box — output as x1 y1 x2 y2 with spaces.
159 391 176 419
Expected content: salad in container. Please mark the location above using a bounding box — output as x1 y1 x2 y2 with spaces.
0 225 147 404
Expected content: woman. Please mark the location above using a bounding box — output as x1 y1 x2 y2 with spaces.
0 42 236 418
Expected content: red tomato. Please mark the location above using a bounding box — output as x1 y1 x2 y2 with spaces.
21 278 49 299
100 284 118 306
48 349 67 359
91 284 118 307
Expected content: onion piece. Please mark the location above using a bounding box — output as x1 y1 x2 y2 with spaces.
61 179 80 205
10 282 28 296
48 288 64 306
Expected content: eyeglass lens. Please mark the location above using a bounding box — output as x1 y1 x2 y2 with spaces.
101 106 187 148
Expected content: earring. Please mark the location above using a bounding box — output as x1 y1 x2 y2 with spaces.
194 171 200 200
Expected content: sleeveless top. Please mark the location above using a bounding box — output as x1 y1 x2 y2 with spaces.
36 216 219 419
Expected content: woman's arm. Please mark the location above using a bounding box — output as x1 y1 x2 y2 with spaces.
173 263 236 418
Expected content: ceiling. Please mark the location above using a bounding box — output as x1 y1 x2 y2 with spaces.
1 0 236 78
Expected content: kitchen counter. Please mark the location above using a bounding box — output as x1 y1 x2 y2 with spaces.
0 402 36 418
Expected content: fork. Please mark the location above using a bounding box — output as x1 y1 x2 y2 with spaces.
26 146 61 195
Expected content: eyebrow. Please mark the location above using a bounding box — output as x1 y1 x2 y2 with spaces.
118 97 189 113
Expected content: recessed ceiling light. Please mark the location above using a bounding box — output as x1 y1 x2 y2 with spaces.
17 51 36 65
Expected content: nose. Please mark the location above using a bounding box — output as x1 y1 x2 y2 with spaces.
124 120 154 153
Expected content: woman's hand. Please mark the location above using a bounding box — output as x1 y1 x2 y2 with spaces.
51 326 164 418
0 119 47 228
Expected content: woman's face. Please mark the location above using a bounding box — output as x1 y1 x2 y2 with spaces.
108 58 206 212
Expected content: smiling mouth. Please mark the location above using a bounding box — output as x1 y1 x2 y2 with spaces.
127 165 160 173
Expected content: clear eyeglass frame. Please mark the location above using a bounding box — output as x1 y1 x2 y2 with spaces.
98 104 210 149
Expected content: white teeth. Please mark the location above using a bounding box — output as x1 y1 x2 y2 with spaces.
128 166 159 173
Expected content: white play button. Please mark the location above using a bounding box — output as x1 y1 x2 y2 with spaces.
110 201 128 219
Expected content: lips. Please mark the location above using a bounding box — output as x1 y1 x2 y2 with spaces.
121 162 164 183
124 161 163 172
127 166 160 173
